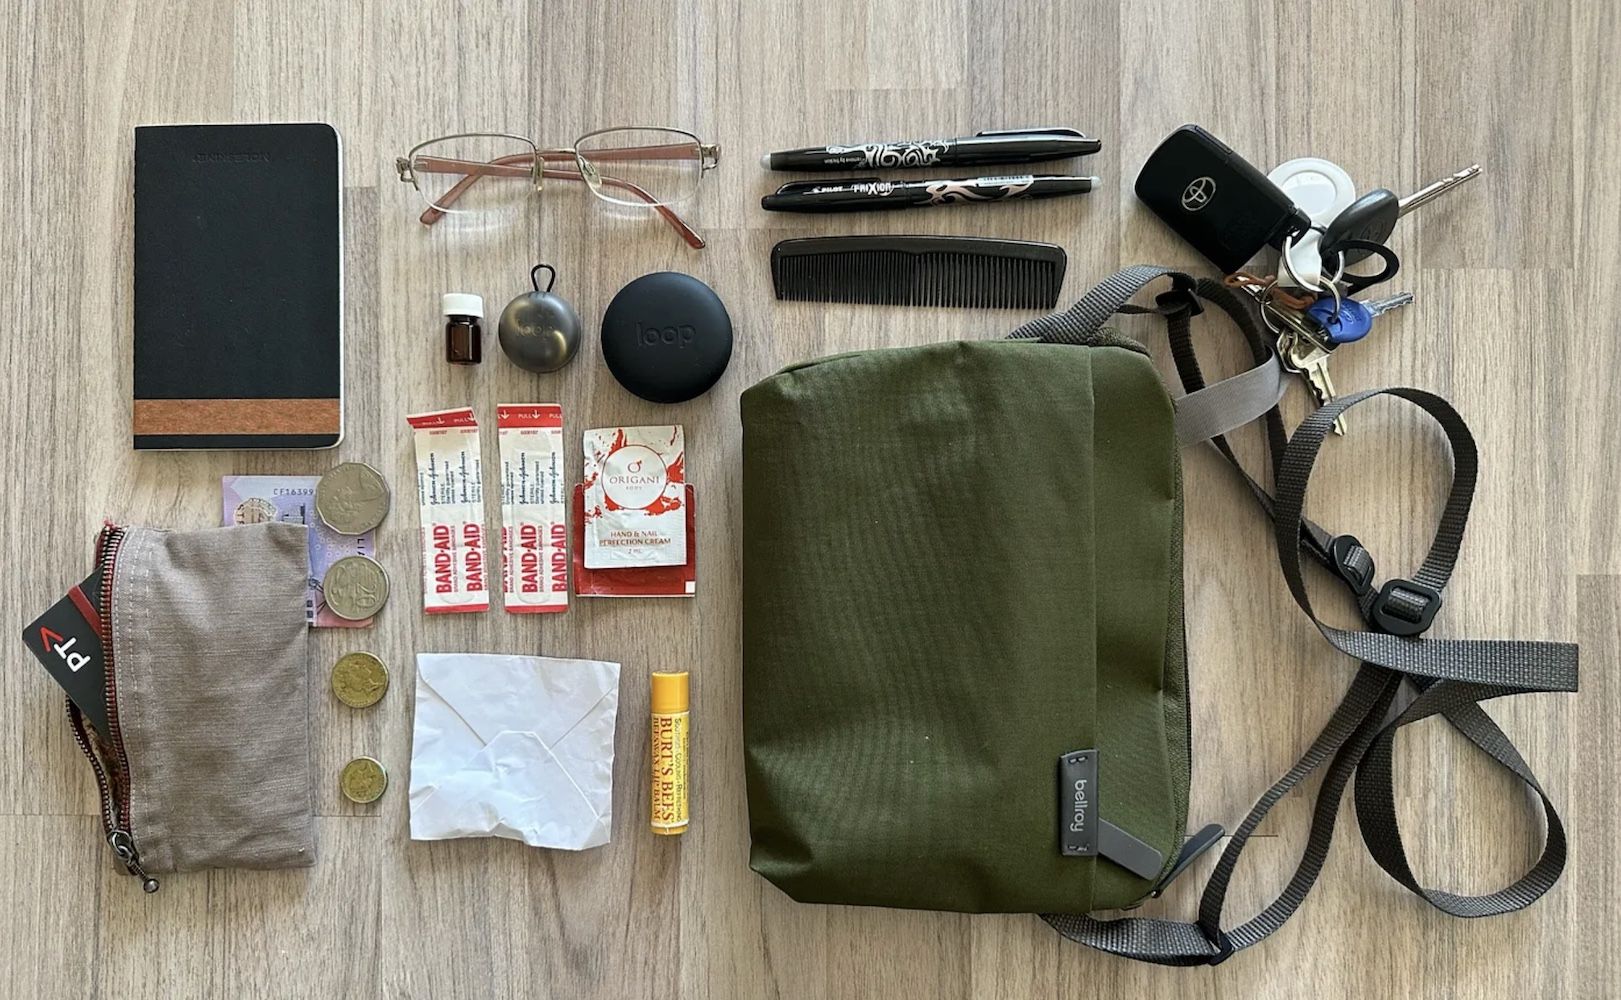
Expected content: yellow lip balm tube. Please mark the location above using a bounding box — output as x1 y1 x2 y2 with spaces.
651 671 690 835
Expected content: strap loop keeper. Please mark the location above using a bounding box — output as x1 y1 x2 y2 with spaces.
1197 921 1234 966
1369 578 1443 636
1155 285 1203 319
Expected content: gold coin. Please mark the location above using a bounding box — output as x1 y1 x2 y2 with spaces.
323 555 390 621
340 756 388 804
315 462 391 535
330 652 389 709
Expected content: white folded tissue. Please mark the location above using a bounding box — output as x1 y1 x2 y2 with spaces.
410 653 621 850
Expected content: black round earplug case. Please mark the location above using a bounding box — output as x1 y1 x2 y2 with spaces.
601 272 732 404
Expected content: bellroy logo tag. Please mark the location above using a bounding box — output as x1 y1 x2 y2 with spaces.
1058 749 1099 857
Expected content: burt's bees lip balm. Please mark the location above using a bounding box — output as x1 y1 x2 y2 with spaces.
650 671 690 835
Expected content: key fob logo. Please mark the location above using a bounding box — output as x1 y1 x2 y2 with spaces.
1181 176 1216 211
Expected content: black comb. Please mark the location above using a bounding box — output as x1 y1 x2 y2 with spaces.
770 236 1067 309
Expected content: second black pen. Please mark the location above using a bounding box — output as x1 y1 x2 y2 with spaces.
760 174 1101 213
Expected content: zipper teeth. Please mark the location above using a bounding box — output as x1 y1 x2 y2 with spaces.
97 525 131 829
73 524 156 891
67 701 118 832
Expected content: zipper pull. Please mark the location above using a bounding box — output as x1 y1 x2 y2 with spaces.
108 829 160 893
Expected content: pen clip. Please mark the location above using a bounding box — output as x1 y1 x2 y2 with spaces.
974 128 1089 139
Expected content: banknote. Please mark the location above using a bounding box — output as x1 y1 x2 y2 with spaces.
221 475 376 628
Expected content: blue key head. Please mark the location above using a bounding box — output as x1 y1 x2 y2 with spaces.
1306 296 1373 345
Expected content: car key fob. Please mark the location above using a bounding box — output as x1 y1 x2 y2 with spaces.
1135 125 1310 274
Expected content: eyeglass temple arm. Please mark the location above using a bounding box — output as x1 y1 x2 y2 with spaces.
412 146 695 172
415 154 705 250
563 143 703 161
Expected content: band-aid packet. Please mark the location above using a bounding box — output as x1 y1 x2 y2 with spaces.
497 404 568 613
406 407 489 613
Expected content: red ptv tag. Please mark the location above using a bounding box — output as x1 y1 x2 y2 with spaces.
20 567 110 738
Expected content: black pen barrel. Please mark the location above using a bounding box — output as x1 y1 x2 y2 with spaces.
759 175 1099 212
760 185 934 212
764 134 1102 171
944 136 1102 166
1023 176 1098 198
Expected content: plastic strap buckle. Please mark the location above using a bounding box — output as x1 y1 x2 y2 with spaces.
1328 534 1376 596
1154 273 1204 319
1369 578 1443 636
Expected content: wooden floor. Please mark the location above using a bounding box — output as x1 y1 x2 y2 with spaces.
2 0 1616 997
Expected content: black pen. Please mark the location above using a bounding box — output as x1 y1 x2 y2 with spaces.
760 174 1101 213
763 128 1102 171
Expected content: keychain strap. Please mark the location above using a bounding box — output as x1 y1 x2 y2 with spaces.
1012 267 1579 966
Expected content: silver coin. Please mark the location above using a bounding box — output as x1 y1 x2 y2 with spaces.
322 555 390 620
315 462 391 535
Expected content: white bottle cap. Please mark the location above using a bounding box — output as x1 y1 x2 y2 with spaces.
441 292 484 319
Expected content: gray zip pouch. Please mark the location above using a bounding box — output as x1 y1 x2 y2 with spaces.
67 522 315 890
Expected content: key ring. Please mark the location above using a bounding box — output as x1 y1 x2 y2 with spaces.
1325 239 1401 296
1226 271 1316 311
1229 272 1317 339
1318 267 1344 321
1228 273 1289 337
1280 233 1346 296
1260 297 1292 338
1281 235 1349 322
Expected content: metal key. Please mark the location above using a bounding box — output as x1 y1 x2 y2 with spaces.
1271 304 1347 435
1399 166 1484 212
1322 164 1482 264
1363 291 1415 318
1287 337 1347 436
1305 290 1415 345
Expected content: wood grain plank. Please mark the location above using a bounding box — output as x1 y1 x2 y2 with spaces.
1574 576 1621 998
1570 0 1621 575
221 818 384 997
0 0 1609 997
1415 1 1574 268
0 816 102 998
0 0 97 819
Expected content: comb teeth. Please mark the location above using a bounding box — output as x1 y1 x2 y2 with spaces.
770 236 1068 310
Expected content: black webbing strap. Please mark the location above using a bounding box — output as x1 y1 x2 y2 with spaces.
1011 268 1579 966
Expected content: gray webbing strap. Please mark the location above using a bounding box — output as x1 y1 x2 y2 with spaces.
1171 357 1287 446
1008 265 1287 445
1010 267 1578 966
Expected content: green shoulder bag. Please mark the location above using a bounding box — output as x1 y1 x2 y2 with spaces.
739 266 1578 965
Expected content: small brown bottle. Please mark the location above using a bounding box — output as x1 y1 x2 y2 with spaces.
442 293 484 365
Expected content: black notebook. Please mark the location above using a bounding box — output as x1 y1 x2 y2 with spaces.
133 123 343 449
